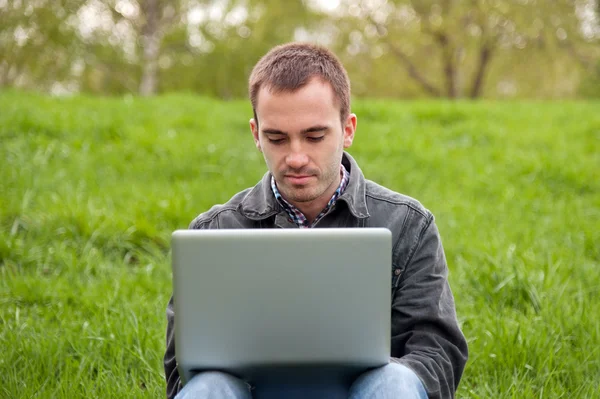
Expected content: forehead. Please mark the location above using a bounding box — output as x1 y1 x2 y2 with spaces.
255 78 339 128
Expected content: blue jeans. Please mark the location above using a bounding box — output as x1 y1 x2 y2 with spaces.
175 363 428 399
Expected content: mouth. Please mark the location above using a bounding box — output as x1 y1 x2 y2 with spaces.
284 175 314 185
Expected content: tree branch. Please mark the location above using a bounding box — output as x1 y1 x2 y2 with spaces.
432 31 458 97
369 16 442 97
386 41 443 97
470 40 494 98
411 3 459 97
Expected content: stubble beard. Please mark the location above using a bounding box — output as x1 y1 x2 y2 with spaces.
278 161 340 204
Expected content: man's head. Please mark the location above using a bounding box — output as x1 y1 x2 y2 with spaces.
248 43 357 218
249 42 352 127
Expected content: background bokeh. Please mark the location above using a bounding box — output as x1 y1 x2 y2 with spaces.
1 0 600 99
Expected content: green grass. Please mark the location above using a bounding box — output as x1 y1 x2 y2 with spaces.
1 90 599 398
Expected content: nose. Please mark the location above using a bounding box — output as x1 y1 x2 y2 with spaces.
285 142 309 170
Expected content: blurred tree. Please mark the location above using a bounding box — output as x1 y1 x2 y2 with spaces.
0 0 84 92
79 0 321 96
0 0 194 95
160 0 324 98
579 61 600 97
137 0 192 95
138 0 163 95
103 0 192 95
1 0 598 98
334 0 600 98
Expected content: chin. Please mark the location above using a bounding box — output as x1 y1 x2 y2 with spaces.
282 188 320 203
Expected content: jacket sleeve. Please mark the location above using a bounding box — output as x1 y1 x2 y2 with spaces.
164 295 180 399
390 214 468 399
164 218 210 398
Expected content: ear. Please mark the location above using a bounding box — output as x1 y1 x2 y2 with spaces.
250 118 261 152
343 113 357 149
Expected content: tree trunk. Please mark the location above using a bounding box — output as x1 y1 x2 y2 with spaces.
0 62 7 87
443 56 458 98
435 32 458 98
470 44 493 98
139 0 161 96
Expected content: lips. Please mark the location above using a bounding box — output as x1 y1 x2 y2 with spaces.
285 175 314 185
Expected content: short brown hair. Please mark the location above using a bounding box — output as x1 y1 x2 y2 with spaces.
249 42 351 126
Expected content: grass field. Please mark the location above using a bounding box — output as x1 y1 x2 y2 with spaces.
1 90 599 398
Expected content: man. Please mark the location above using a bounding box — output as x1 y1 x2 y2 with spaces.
164 42 468 399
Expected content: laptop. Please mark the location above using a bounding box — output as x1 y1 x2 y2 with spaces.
171 228 392 385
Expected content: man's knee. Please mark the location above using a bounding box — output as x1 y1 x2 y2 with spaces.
349 363 428 399
175 371 251 399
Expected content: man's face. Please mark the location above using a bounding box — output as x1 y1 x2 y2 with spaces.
250 78 356 207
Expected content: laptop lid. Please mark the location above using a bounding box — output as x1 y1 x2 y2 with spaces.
172 228 392 384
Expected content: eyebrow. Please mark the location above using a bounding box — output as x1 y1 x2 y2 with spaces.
262 125 329 135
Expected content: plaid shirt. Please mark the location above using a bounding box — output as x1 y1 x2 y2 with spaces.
271 165 350 228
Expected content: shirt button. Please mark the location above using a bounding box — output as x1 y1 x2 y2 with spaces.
394 269 401 276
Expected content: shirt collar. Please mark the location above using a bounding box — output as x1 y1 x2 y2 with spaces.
239 152 369 220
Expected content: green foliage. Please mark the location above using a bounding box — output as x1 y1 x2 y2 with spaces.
1 92 599 397
0 0 85 90
579 61 600 98
0 0 325 96
160 0 325 98
1 1 599 98
336 0 598 99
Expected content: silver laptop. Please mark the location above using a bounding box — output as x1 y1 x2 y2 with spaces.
171 228 392 385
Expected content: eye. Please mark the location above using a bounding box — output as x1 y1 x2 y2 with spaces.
268 138 285 144
307 136 325 142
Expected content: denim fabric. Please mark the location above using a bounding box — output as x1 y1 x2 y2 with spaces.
175 363 427 399
349 363 428 399
165 151 468 399
175 372 251 399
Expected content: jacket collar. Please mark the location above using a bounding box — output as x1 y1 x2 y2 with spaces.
239 151 370 220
